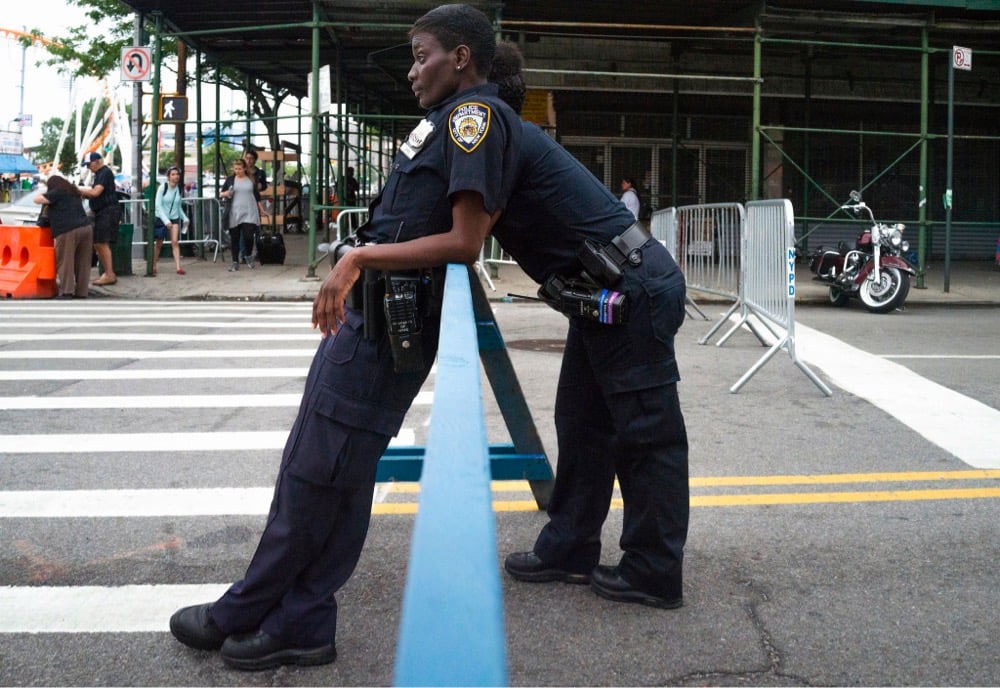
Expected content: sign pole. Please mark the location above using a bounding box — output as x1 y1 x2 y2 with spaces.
147 13 162 275
944 46 972 293
131 15 144 240
944 51 954 292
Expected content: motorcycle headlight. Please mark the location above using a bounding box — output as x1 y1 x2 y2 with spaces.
890 229 903 247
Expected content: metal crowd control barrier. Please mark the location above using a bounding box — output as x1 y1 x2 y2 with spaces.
393 264 554 687
649 206 709 320
649 206 677 253
333 207 368 241
119 196 223 262
678 203 744 326
478 236 516 290
714 199 832 396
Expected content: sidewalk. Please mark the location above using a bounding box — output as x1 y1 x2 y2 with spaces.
88 230 1000 306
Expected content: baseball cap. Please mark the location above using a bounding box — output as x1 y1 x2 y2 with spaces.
80 152 102 166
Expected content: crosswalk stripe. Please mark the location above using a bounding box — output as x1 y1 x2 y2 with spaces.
0 429 416 454
0 311 310 320
0 320 316 329
0 300 312 310
4 482 996 518
0 391 433 410
0 349 317 359
794 323 1000 469
0 584 232 633
0 334 321 342
0 368 310 380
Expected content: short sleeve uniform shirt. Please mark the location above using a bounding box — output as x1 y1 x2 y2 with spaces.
369 83 521 247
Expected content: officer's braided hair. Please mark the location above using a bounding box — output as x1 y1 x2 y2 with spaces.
490 40 526 115
410 4 496 77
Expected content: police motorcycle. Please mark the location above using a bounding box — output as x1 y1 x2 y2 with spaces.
808 190 916 314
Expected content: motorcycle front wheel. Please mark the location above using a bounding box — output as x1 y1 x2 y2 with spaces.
828 286 850 307
859 267 909 313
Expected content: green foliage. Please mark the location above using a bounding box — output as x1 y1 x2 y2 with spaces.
26 96 112 174
23 0 304 184
157 143 243 179
28 0 293 155
21 0 138 80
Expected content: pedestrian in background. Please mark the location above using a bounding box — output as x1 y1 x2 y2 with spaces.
77 152 121 286
35 174 92 299
152 166 189 276
220 159 268 271
243 149 268 193
491 41 690 610
342 166 361 230
620 175 641 220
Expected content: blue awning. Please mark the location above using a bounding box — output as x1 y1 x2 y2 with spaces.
0 154 39 175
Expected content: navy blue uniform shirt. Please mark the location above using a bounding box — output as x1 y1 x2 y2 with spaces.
369 83 521 247
493 121 636 283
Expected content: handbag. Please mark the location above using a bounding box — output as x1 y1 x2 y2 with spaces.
36 204 50 227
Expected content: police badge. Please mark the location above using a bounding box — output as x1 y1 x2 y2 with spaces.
400 118 435 159
449 102 491 153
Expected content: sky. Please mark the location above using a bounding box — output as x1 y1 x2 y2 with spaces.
0 0 321 174
0 0 100 149
0 1 277 154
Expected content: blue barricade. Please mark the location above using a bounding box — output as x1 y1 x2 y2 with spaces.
393 263 507 687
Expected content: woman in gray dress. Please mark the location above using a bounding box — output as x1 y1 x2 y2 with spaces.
220 158 269 271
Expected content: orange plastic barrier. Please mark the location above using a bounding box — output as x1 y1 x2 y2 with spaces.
0 224 57 299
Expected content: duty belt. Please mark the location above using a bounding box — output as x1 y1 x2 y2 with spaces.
577 221 649 288
605 222 648 268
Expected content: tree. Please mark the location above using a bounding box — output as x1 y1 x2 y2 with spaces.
26 0 291 154
28 118 79 175
25 96 113 176
22 0 135 80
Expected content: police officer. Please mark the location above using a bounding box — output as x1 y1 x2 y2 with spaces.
168 4 522 670
491 43 689 609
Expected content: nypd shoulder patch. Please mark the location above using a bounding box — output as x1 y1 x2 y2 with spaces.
449 102 491 153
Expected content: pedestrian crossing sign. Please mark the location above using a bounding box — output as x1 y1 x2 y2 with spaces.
159 95 188 123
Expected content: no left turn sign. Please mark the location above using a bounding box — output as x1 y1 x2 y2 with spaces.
121 47 152 82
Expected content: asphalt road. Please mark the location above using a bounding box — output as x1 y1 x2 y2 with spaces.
0 298 997 686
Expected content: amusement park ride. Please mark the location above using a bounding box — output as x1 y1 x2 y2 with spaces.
0 26 132 181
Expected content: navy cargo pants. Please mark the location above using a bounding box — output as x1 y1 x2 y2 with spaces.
209 307 439 647
533 239 690 601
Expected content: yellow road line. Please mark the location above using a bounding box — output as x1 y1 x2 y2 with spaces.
689 487 1000 506
378 470 1000 494
371 486 1000 514
690 470 1000 487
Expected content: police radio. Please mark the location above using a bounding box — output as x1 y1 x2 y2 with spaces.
384 275 425 373
537 274 628 325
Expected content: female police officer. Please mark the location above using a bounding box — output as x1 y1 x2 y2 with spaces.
490 43 690 609
168 5 521 670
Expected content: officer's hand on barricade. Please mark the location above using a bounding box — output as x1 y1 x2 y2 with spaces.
312 254 361 337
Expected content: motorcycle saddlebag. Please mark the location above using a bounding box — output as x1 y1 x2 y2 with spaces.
257 232 286 265
809 249 840 277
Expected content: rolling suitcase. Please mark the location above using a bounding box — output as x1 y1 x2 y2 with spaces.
257 231 286 265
